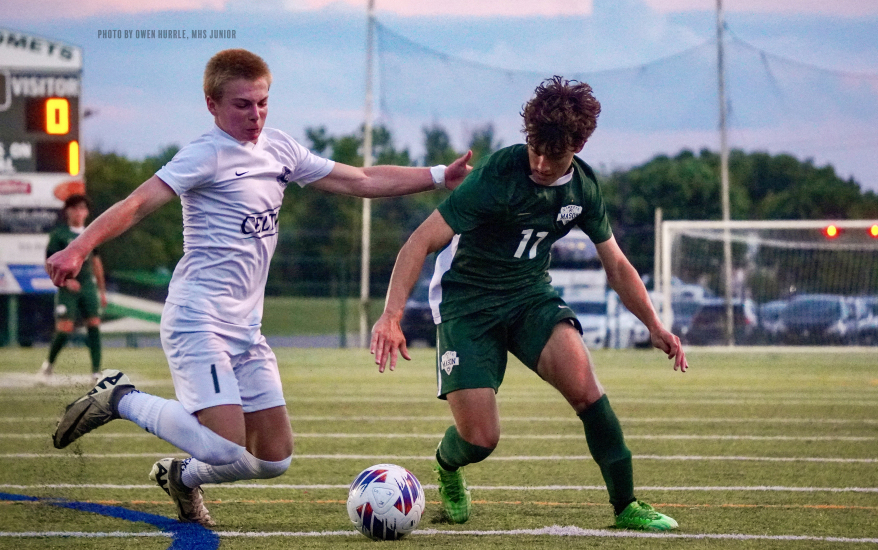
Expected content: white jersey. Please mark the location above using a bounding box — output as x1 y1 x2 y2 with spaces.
156 124 334 326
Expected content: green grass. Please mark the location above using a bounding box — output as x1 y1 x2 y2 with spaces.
260 297 385 335
1 347 876 549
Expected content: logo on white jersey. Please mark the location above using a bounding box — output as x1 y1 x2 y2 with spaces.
440 351 459 375
276 166 293 187
557 205 582 225
240 207 280 239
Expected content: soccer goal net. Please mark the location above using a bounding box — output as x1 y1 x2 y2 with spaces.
659 220 878 346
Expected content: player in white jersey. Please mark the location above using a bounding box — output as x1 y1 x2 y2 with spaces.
45 49 472 526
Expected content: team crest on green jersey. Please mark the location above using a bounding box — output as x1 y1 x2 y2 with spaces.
557 205 582 225
440 351 459 375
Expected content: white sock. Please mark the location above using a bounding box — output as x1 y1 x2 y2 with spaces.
182 451 291 488
117 391 245 465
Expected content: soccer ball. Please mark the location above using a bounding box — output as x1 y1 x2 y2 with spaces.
347 463 425 540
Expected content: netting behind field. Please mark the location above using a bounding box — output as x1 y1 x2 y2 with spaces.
663 222 878 346
375 21 878 164
670 226 878 300
377 22 718 151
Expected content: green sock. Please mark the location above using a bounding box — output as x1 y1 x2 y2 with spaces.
436 425 494 471
86 326 102 373
48 332 69 364
578 394 636 514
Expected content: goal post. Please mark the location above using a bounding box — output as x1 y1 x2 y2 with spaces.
659 219 878 346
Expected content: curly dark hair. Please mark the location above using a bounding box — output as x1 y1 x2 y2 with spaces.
521 76 601 158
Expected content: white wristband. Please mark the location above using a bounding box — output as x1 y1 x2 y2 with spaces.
430 165 447 189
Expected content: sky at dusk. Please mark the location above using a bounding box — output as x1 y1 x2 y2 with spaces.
3 0 877 192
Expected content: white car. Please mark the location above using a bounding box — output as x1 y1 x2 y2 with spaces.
568 294 611 349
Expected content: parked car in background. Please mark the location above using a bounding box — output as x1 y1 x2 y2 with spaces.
566 289 614 349
685 298 759 345
400 276 436 346
758 300 788 343
623 291 665 348
671 299 701 342
852 296 878 346
779 294 857 345
561 287 656 349
668 278 714 341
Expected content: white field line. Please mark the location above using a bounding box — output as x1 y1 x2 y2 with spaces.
1 453 875 463
2 483 877 493
1 527 877 544
288 416 878 425
2 432 875 442
2 415 876 425
3 394 876 405
315 396 878 406
0 532 169 538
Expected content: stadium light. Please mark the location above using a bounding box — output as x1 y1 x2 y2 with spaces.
869 224 878 238
823 224 840 239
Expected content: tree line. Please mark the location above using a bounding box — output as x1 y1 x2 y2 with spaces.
84 126 878 297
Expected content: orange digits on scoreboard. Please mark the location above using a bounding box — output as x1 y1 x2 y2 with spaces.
46 98 70 135
68 141 79 175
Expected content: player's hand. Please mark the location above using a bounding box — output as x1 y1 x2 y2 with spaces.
46 248 85 290
64 279 81 292
650 328 688 372
443 150 473 191
370 312 411 373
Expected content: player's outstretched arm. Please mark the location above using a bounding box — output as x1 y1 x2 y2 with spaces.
371 210 455 373
46 176 177 288
309 151 473 198
595 236 688 372
92 254 108 308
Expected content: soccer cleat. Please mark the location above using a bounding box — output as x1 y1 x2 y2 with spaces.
91 372 101 383
150 458 215 527
38 360 54 377
52 369 135 449
615 500 678 531
434 462 472 523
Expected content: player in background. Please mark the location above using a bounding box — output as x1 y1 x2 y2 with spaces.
371 76 688 531
46 48 472 527
38 194 107 382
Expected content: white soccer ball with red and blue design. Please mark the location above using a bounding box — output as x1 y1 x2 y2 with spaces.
347 463 425 540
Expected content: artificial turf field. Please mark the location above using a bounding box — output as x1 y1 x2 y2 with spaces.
0 346 876 549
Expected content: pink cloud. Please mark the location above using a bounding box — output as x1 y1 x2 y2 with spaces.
366 0 593 17
644 0 878 16
2 0 225 20
326 0 878 16
5 0 877 20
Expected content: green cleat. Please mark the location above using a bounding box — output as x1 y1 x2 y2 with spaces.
615 500 678 531
616 500 678 531
434 462 472 523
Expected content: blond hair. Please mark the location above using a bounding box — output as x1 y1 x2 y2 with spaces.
203 49 272 101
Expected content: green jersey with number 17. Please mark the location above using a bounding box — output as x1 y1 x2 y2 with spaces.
430 144 613 323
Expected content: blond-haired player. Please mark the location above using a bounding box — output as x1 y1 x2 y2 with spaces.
48 49 471 526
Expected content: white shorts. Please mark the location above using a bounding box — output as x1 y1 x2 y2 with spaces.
160 302 286 414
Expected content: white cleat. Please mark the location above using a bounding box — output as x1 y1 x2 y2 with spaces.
150 458 216 527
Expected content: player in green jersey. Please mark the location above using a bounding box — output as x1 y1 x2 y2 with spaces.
372 76 688 531
38 194 107 381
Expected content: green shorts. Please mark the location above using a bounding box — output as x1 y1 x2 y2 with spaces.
54 281 102 321
435 291 582 399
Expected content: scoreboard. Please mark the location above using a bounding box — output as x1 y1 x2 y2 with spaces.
0 28 82 294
